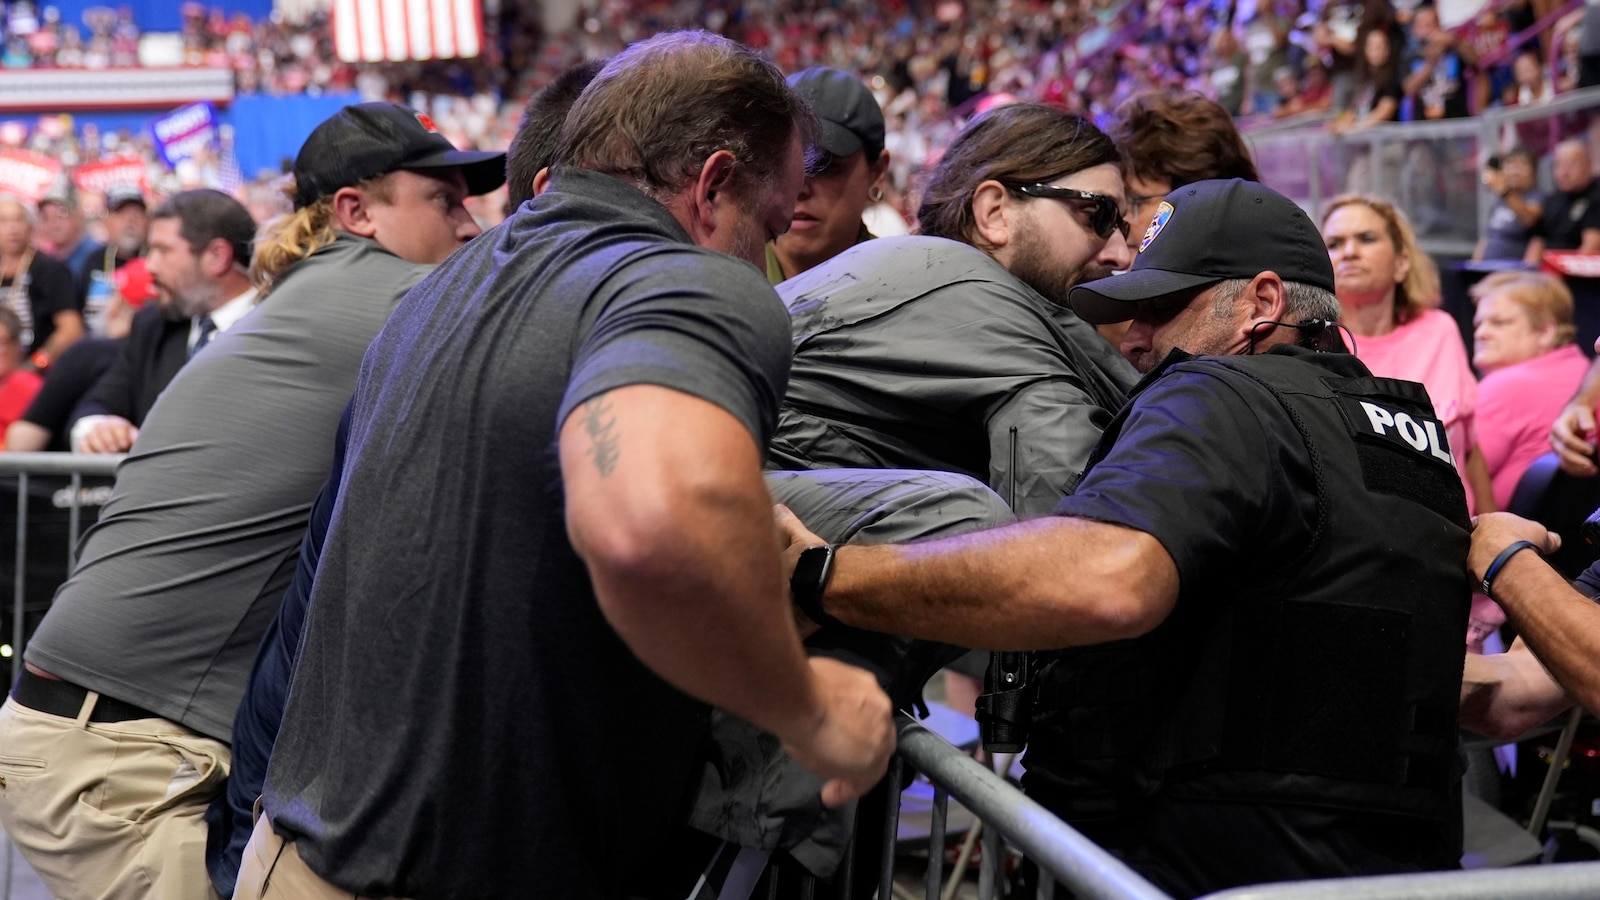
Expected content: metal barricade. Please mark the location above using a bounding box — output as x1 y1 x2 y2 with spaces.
882 712 1600 900
0 452 124 685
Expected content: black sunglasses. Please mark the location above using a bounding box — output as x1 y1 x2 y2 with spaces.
1005 183 1131 242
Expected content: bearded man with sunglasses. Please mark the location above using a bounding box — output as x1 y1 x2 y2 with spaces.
769 102 1138 517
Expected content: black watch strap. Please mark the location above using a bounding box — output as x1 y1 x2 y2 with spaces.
791 544 842 629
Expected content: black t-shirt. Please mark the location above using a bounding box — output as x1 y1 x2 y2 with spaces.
1 253 79 353
17 336 120 449
263 169 792 898
1536 183 1600 251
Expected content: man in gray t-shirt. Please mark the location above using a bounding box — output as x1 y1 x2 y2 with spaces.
0 102 504 900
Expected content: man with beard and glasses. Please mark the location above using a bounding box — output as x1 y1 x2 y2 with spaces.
769 102 1138 517
69 189 257 454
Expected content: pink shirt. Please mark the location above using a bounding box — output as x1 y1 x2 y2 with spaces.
1478 342 1591 509
1352 308 1480 511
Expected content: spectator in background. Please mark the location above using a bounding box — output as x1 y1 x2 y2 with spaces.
1109 89 1260 345
1471 271 1589 508
0 308 41 431
0 195 80 368
1475 147 1544 261
503 58 606 213
768 66 891 283
1322 194 1493 512
1243 1 1292 115
1209 27 1248 116
4 260 158 452
1316 0 1367 112
1112 90 1262 245
1274 58 1335 117
1512 47 1555 105
1403 3 1471 120
1331 29 1403 132
35 188 102 297
71 189 258 454
79 184 148 338
1526 138 1600 261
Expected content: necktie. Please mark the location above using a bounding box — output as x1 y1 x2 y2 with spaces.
190 316 217 360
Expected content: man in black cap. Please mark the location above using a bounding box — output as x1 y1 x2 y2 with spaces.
766 66 891 282
780 179 1473 896
0 102 504 900
78 183 149 340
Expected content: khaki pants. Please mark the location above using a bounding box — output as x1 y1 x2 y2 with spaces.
235 816 404 900
0 695 228 900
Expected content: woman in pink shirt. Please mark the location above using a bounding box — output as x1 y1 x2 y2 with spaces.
1322 194 1493 513
1471 271 1591 509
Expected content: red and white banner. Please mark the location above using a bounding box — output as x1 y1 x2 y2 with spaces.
72 158 148 197
332 0 483 63
0 148 61 203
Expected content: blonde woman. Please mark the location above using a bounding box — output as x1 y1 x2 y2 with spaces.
1322 193 1493 512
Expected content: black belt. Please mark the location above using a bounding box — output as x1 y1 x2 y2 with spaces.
10 668 161 723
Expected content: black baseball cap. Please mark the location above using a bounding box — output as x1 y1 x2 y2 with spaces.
787 67 885 160
105 184 146 212
1069 178 1336 325
292 102 506 209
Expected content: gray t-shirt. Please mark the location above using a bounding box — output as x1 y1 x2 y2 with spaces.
769 234 1139 515
26 236 430 741
263 169 792 898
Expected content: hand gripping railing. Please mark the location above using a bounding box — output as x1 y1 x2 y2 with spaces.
884 712 1173 900
0 452 125 685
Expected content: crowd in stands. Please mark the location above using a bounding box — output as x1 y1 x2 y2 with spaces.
0 8 1596 891
0 0 1590 207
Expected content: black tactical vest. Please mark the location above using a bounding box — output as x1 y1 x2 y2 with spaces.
1022 348 1471 828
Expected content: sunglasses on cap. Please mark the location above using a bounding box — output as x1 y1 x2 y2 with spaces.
1004 183 1131 242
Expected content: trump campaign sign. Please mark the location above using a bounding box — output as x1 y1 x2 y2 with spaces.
149 102 220 169
0 148 62 203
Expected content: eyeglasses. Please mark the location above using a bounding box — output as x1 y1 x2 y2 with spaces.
1005 183 1131 242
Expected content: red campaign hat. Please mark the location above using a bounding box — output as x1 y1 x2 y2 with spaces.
114 257 157 308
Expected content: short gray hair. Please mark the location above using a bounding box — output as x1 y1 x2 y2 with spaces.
1211 277 1340 324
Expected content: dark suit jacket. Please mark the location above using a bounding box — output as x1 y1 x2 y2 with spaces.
70 304 189 428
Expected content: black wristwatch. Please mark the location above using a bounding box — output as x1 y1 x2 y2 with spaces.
791 544 842 629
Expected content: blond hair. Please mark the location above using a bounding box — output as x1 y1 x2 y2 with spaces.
250 175 393 291
1322 194 1440 326
1471 270 1577 347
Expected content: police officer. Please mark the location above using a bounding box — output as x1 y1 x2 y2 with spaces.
779 179 1472 897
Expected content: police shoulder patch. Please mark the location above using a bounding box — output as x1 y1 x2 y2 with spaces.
1139 202 1173 253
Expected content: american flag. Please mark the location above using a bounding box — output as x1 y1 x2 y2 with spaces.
331 0 483 63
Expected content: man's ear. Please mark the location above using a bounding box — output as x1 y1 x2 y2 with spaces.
331 185 379 238
200 237 233 278
1244 271 1290 330
692 150 740 225
531 167 551 197
677 150 741 244
970 180 1014 252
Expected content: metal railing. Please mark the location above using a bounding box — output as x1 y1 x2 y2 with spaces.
0 452 123 685
1247 85 1600 258
886 712 1600 900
